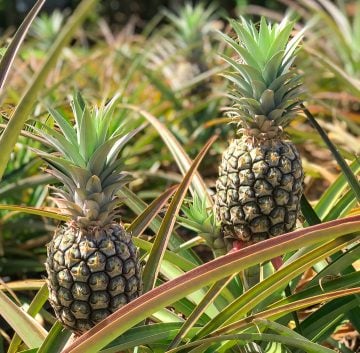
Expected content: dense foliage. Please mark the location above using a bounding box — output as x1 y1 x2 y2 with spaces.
0 0 359 352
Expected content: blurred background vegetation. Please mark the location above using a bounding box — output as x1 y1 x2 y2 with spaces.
0 0 288 31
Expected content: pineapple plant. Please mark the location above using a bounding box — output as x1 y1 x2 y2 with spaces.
147 2 219 94
34 93 142 334
178 195 226 257
215 17 305 251
164 2 216 75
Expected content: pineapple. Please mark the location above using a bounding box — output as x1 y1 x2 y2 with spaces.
147 2 218 94
164 2 216 73
34 93 142 334
215 17 305 251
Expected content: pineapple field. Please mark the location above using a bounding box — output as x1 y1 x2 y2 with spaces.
0 0 359 352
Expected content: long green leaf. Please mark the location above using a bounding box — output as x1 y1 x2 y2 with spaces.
315 159 360 220
301 195 321 225
168 276 233 350
167 332 334 353
348 306 360 335
119 187 202 265
324 189 357 221
79 105 97 161
128 185 178 237
37 322 71 353
300 296 359 342
212 287 360 337
0 205 68 221
142 136 217 293
62 215 360 353
8 285 49 353
122 189 212 311
32 123 85 167
302 104 360 202
192 233 357 339
119 104 213 207
0 291 47 348
0 0 98 180
47 107 78 146
100 323 198 353
0 0 45 92
133 238 196 273
270 272 360 307
158 260 218 318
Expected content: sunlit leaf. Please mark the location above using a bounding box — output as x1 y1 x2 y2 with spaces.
8 285 48 353
0 291 47 348
62 215 360 353
0 0 99 180
119 104 213 207
128 185 178 237
142 136 216 293
0 0 45 91
37 322 71 353
0 205 68 221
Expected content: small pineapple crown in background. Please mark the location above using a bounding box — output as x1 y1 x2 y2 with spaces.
220 17 305 140
33 93 140 229
163 2 218 61
29 9 65 49
146 2 221 95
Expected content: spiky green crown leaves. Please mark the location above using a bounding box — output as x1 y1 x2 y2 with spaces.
34 93 141 228
164 2 218 54
178 194 223 253
178 194 219 235
220 17 305 139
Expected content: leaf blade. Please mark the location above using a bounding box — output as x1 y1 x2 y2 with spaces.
0 0 45 91
142 136 217 293
119 104 213 207
0 0 99 180
61 215 360 353
0 291 47 348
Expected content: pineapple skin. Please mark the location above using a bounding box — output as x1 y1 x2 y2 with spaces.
46 223 142 334
215 136 304 249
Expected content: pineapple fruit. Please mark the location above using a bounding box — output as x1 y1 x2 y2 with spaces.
215 17 304 251
35 94 142 334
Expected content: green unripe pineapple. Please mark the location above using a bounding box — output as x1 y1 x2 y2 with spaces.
35 94 142 334
215 17 305 251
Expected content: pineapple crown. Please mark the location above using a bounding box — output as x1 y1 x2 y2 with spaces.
164 2 218 59
220 17 305 139
178 194 219 236
33 93 141 228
